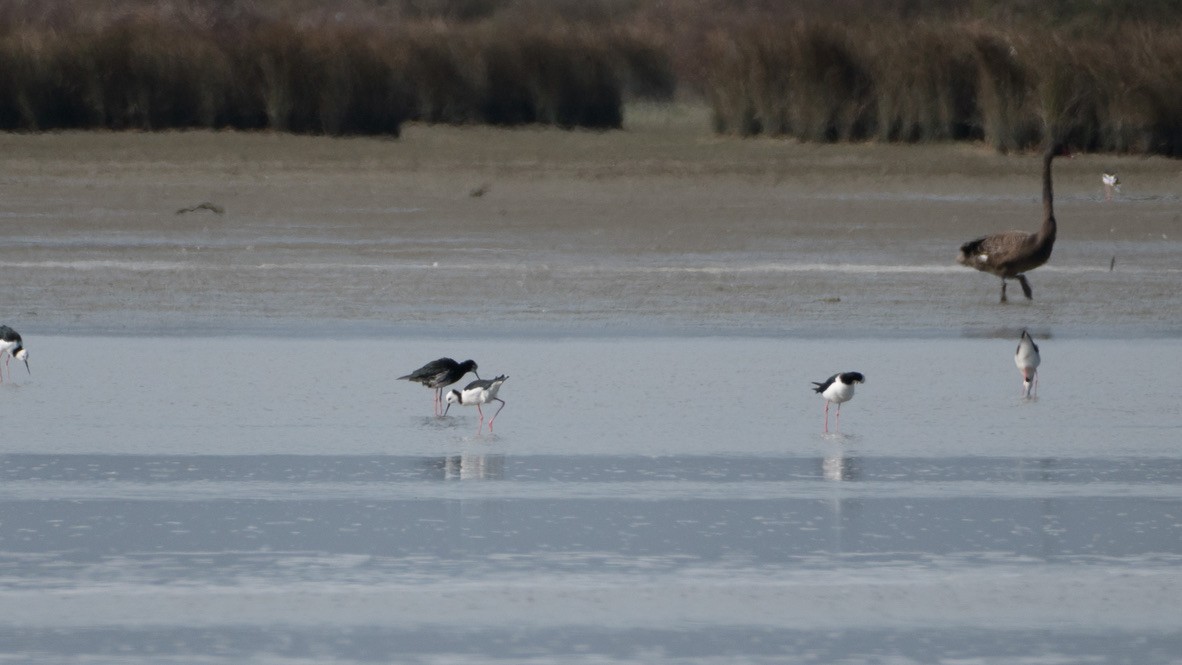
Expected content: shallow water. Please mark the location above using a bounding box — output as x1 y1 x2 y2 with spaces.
2 335 1181 664
3 130 1182 662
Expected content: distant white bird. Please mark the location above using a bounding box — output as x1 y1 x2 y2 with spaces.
1102 173 1120 202
445 375 508 433
1015 330 1041 398
811 372 864 434
0 325 30 383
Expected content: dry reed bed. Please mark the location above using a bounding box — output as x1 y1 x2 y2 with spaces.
0 16 655 134
1 0 1181 155
703 21 1182 156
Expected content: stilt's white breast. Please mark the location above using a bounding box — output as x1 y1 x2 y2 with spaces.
823 381 855 404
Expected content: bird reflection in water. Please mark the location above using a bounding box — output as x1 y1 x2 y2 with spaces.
437 454 506 481
821 453 861 482
820 453 864 554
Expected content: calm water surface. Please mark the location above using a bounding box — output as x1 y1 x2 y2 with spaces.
5 126 1182 664
1 335 1180 664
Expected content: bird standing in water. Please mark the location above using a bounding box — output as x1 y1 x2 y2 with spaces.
398 358 479 416
1015 330 1041 398
957 143 1070 302
1102 173 1120 202
0 325 29 383
445 375 508 434
812 372 864 434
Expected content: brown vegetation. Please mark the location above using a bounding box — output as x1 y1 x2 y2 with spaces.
704 20 1182 156
0 2 650 134
0 0 1180 154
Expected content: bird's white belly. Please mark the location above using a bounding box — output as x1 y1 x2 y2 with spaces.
461 388 489 405
823 384 854 404
1015 354 1040 371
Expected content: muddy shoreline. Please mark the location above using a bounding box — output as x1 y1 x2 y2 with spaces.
2 106 1179 338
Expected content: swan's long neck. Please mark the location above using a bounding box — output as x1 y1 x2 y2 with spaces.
1039 149 1057 244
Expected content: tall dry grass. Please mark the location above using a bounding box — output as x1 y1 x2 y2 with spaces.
2 0 1182 153
700 17 1182 155
0 3 641 134
869 26 979 143
705 22 873 141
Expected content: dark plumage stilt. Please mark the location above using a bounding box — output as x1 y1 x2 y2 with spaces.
398 358 479 416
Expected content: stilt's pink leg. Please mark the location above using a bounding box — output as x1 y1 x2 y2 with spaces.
823 401 830 433
836 403 841 432
488 399 505 432
476 404 484 433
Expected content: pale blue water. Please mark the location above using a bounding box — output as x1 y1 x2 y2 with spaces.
4 146 1182 662
1 335 1180 663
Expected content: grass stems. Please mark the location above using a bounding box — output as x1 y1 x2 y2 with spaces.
702 19 1182 155
0 9 634 134
1 0 1180 154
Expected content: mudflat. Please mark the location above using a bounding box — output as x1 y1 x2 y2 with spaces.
1 104 1179 336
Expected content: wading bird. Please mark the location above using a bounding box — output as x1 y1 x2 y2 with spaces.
398 358 479 416
811 372 864 434
957 143 1070 302
1015 330 1041 398
0 325 29 383
1102 173 1120 202
445 375 508 434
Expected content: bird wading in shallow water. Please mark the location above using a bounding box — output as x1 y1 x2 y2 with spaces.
445 375 508 434
398 358 479 416
957 143 1070 303
812 372 864 434
0 325 29 383
1015 330 1041 398
1102 173 1120 202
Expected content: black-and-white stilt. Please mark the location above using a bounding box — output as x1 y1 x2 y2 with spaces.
445 375 508 434
811 372 864 434
398 358 479 416
1102 173 1120 202
0 325 29 384
1015 330 1041 398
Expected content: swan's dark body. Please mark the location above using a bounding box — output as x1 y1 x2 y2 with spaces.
958 144 1067 302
